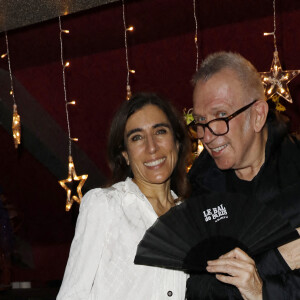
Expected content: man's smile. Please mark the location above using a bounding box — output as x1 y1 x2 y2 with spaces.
210 144 228 153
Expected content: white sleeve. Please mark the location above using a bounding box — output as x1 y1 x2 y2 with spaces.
56 188 110 300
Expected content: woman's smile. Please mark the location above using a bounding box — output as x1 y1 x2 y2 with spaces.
144 157 166 167
122 104 179 186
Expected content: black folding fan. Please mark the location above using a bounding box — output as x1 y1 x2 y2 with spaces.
134 193 299 300
134 193 298 297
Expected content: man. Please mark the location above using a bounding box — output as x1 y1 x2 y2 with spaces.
187 52 300 299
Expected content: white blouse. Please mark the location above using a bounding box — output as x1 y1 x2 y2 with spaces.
57 177 188 300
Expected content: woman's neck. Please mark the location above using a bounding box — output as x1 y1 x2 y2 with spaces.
133 178 174 216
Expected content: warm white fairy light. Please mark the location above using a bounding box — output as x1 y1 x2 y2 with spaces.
260 0 300 104
193 0 199 71
122 0 134 100
67 100 76 105
197 139 204 155
58 17 73 151
58 16 88 211
3 32 21 148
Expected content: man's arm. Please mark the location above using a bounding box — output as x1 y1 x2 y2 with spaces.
207 230 300 300
262 269 300 300
262 228 300 299
277 227 300 270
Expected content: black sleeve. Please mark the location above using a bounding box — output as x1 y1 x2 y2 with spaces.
263 269 300 300
256 248 300 300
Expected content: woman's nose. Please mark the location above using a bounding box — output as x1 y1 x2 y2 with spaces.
146 136 158 153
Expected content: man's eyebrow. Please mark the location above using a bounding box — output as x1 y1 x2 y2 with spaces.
193 105 230 117
210 105 230 113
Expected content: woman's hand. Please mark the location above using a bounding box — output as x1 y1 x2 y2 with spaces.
206 247 262 300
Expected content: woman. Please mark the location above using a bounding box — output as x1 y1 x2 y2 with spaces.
57 93 191 299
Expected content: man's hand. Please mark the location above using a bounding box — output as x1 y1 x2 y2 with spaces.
206 247 262 300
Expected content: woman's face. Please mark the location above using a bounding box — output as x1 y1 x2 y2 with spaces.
122 104 179 186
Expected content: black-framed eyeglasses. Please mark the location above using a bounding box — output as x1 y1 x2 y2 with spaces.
188 100 257 139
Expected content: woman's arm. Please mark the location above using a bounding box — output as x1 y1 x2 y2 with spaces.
57 189 110 300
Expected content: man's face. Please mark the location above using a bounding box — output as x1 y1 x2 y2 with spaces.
193 68 257 171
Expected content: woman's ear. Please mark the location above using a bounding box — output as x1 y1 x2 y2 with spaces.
122 151 130 166
253 100 268 133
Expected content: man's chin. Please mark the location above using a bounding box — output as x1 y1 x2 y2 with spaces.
214 158 233 170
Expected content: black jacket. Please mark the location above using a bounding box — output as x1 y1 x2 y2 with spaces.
187 114 300 299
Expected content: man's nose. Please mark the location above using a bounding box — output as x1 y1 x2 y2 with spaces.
201 127 216 144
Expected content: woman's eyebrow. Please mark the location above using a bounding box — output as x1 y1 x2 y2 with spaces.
126 123 170 138
126 128 142 138
153 123 170 129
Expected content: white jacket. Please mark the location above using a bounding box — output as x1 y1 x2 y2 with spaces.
57 177 187 300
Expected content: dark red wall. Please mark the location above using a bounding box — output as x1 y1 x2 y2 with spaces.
0 0 299 283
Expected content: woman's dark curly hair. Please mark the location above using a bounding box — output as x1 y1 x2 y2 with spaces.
107 93 191 199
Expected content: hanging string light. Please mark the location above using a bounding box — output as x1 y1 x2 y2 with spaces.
184 0 203 168
193 0 199 71
182 0 205 172
122 0 135 100
2 32 21 148
57 16 88 211
260 0 300 105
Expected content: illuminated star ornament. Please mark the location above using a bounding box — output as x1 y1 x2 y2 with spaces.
12 104 21 148
260 0 300 104
2 32 22 149
59 156 88 211
58 16 88 211
260 51 300 103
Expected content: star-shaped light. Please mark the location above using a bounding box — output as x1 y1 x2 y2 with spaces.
12 104 21 148
59 155 88 211
260 51 300 103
